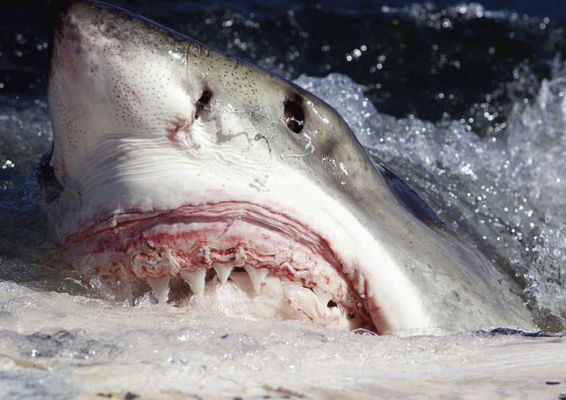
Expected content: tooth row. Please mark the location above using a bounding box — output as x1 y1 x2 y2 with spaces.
148 264 274 303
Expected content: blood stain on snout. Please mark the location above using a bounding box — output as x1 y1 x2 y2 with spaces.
168 118 194 145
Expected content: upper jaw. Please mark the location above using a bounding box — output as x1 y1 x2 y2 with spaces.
64 201 378 332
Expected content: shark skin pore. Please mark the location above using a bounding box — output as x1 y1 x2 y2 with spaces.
41 0 536 334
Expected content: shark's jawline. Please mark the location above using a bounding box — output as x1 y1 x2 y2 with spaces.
43 0 536 334
65 201 381 332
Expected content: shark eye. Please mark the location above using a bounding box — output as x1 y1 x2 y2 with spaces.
284 99 305 134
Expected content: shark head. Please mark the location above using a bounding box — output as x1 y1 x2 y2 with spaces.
43 0 535 334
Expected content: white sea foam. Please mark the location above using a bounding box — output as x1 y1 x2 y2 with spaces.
0 281 564 398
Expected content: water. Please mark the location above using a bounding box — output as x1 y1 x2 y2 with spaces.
1 282 565 398
297 68 566 331
1 0 566 398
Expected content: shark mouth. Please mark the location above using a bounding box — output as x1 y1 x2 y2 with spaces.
65 201 380 332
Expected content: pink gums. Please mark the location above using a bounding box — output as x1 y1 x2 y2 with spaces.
64 201 382 332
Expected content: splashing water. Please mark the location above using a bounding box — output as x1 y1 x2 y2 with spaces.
296 66 566 331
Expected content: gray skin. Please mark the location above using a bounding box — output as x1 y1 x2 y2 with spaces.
44 0 535 333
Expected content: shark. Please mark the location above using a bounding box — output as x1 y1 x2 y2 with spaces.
40 0 535 334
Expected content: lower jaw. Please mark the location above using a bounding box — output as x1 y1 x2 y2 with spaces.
63 203 378 332
136 271 365 331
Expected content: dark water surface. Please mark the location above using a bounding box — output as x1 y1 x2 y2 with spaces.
1 0 566 124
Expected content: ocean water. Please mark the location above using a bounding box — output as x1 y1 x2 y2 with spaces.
1 1 566 398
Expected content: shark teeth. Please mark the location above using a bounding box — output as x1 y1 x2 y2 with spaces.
213 264 233 284
146 264 334 310
313 287 333 309
147 276 171 304
180 268 207 296
244 265 270 293
281 278 339 319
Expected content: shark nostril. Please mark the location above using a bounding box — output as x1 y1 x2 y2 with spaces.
198 89 213 105
195 89 213 119
284 100 305 134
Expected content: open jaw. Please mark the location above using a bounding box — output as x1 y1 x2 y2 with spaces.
43 0 538 336
65 201 379 332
